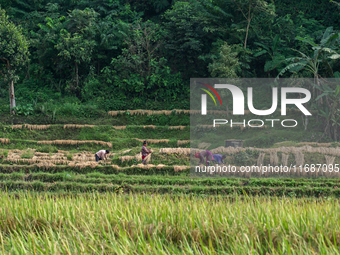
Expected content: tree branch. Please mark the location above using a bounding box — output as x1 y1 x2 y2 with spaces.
232 0 248 21
0 57 10 68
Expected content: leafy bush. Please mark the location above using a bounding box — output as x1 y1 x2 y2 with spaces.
20 149 34 159
232 149 259 165
66 154 73 161
12 104 34 116
37 145 58 153
3 150 8 158
57 103 79 116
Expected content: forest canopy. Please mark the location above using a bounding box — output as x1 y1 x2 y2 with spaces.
0 0 340 141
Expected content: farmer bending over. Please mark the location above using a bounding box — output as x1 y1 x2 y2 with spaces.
141 141 152 165
212 154 226 165
95 149 109 162
195 150 214 166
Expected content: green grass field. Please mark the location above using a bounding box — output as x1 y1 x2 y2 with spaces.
0 193 339 254
0 112 339 254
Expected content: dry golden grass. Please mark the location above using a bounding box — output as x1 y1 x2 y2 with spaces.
281 153 289 166
113 126 126 130
72 154 94 162
120 149 132 154
0 138 9 144
168 126 186 130
198 142 211 150
173 109 190 114
257 153 265 166
36 161 56 169
58 150 69 154
119 156 136 162
5 153 70 165
63 124 95 129
24 124 51 130
34 152 50 157
325 155 335 165
294 151 304 167
143 125 156 129
190 110 201 115
68 161 98 169
135 153 142 161
324 155 338 178
208 145 340 157
210 146 244 154
37 140 112 148
177 140 190 146
174 165 189 172
156 164 166 169
108 109 252 116
7 158 35 164
270 151 278 166
144 153 152 164
11 125 23 129
134 138 169 144
108 111 125 116
159 148 191 155
7 149 21 153
13 124 51 130
190 148 201 154
109 109 191 116
131 163 156 169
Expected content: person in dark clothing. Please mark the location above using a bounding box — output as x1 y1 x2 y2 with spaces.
141 141 152 165
212 154 226 165
95 149 110 162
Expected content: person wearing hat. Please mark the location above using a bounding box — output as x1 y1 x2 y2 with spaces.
141 141 152 165
95 149 110 162
195 150 214 166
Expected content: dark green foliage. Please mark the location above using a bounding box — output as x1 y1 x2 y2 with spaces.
0 0 340 141
0 165 190 175
232 149 260 165
0 174 340 197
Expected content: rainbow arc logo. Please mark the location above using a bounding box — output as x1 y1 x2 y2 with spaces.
198 82 222 106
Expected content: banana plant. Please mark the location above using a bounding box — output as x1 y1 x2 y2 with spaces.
276 27 340 105
254 34 285 74
314 82 340 141
275 27 340 140
277 27 340 80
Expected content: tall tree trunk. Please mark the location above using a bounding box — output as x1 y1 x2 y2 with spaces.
244 0 252 49
9 80 16 114
334 126 337 142
75 62 79 91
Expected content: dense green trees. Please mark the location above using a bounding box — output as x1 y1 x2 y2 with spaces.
0 0 340 138
0 7 29 114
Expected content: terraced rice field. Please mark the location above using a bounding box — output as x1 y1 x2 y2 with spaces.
0 122 338 196
0 112 340 254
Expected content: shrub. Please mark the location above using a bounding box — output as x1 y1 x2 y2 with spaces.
21 149 34 159
2 150 8 157
67 154 73 161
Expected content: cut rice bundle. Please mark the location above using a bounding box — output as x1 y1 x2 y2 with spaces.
113 126 126 130
159 148 191 155
174 165 189 172
37 140 112 148
177 140 190 146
